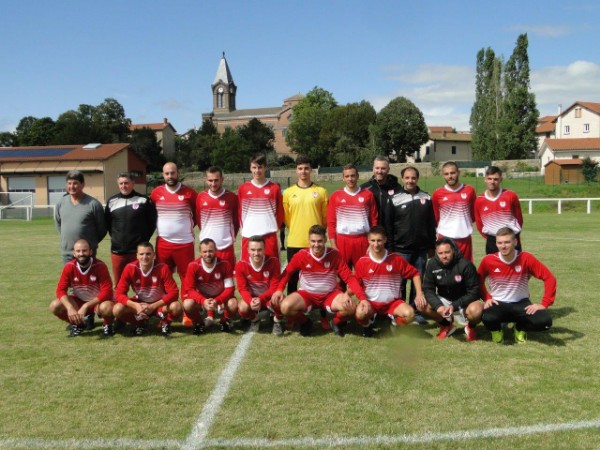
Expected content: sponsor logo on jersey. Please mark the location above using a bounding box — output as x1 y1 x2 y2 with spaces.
386 264 393 272
178 195 184 201
454 274 462 282
461 193 467 199
358 197 364 203
515 265 522 273
264 189 270 195
500 201 506 207
215 273 221 280
132 203 139 210
90 275 97 282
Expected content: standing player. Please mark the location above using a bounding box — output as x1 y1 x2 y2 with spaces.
50 239 115 337
196 166 239 268
238 154 284 260
327 164 377 270
235 236 282 334
432 161 476 261
421 238 482 341
474 166 524 254
182 239 238 334
271 225 367 337
354 227 423 337
283 155 328 292
105 172 157 285
478 227 556 344
114 242 182 336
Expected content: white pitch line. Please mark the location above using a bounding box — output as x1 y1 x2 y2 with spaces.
0 437 181 449
182 331 255 450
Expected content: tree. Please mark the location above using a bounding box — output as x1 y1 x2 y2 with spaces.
178 120 220 170
581 157 599 184
15 116 57 146
94 98 131 142
372 97 429 162
237 118 275 156
130 127 165 171
286 86 337 166
0 131 17 147
211 127 246 172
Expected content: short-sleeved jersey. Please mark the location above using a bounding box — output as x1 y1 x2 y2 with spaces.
56 258 113 302
327 187 378 239
196 189 239 250
283 183 328 247
477 251 556 307
238 180 284 238
354 251 419 304
432 183 476 239
183 258 234 304
115 261 179 304
235 256 281 303
474 188 523 238
278 247 366 299
150 183 197 244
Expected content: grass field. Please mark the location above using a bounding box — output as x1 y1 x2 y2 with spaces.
1 214 600 449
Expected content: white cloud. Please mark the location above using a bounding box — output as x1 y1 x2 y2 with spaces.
506 24 574 38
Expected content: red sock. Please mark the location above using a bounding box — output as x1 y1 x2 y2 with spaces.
333 311 347 325
395 316 407 326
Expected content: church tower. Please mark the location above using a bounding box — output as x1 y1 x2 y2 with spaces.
212 52 236 113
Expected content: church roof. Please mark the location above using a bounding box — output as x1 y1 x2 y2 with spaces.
213 107 283 119
213 52 234 86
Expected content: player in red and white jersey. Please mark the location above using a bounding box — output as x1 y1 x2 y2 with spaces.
271 225 367 337
432 161 476 261
474 166 524 254
237 154 284 261
150 162 197 286
478 227 556 344
235 236 282 334
50 239 115 337
327 164 378 269
114 241 182 336
196 166 239 268
182 239 238 335
354 227 423 337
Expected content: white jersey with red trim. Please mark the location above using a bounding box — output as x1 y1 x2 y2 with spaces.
56 258 113 302
474 188 523 237
235 257 281 302
150 183 197 244
432 183 476 239
327 187 378 238
238 180 283 238
196 189 239 250
355 251 419 304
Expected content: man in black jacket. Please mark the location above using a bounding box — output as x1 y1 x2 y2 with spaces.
105 172 157 286
421 237 482 341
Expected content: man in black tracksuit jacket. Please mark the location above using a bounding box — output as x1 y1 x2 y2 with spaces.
421 237 483 341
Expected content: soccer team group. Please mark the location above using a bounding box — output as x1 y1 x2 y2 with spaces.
51 154 557 343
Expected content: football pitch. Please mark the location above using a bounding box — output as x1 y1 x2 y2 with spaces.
1 214 599 449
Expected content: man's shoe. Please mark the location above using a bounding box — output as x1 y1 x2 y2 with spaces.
182 314 193 327
436 323 456 339
161 322 172 337
272 320 284 337
299 319 313 337
362 324 375 338
464 323 477 342
320 317 331 330
514 328 527 344
84 314 95 331
220 320 232 333
193 323 205 335
68 325 83 337
491 329 504 343
249 319 260 333
134 323 147 336
329 319 345 337
102 323 114 337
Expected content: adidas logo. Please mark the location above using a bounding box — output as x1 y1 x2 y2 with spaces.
203 202 208 206
341 199 346 203
484 206 489 211
247 191 252 195
160 196 165 200
368 268 374 273
494 268 501 272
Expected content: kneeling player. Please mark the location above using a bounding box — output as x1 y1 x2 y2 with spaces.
271 225 366 337
354 227 420 337
182 238 238 334
114 241 182 336
50 239 115 337
235 236 282 334
422 238 482 341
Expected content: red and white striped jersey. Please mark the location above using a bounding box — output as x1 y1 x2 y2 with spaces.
235 256 281 303
474 188 523 237
478 251 556 307
196 189 239 250
327 187 378 238
56 258 113 302
115 261 179 304
150 184 197 244
354 251 419 303
183 258 234 304
432 183 476 239
238 180 283 238
278 247 366 299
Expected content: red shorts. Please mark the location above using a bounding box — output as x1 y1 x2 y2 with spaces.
216 245 236 269
438 234 473 262
155 237 195 280
241 232 280 261
336 233 368 268
297 289 343 313
369 299 405 318
110 253 137 286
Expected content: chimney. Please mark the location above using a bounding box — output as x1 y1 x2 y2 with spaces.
164 118 168 125
443 130 447 138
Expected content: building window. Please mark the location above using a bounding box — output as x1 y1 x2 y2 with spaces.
572 155 579 159
217 93 224 108
575 107 582 118
281 128 288 138
584 123 590 133
451 145 457 155
426 146 430 155
564 125 570 135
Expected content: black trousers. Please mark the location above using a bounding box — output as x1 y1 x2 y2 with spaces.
286 247 303 294
482 298 552 332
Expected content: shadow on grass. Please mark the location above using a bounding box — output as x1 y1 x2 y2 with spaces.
549 306 576 320
529 326 584 347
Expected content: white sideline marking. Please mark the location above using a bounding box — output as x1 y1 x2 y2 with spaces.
182 331 255 450
1 419 599 449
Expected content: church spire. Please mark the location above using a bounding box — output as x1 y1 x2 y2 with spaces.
212 52 236 112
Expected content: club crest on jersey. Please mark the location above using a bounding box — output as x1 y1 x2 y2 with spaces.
219 200 226 206
264 188 270 195
90 275 97 282
132 203 139 210
420 198 426 205
215 273 221 280
178 195 184 201
500 201 506 207
388 189 394 195
324 262 331 268
358 196 365 203
515 265 522 273
437 275 442 279
312 192 318 198
152 276 157 283
386 264 393 272
454 274 462 282
263 271 270 277
461 193 467 199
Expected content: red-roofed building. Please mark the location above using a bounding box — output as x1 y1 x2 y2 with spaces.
539 138 600 175
129 118 177 159
419 128 472 162
0 143 147 206
544 159 584 185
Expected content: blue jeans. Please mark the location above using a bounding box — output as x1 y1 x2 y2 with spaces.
397 250 427 304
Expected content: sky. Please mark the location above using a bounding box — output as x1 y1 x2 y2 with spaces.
1 0 599 136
